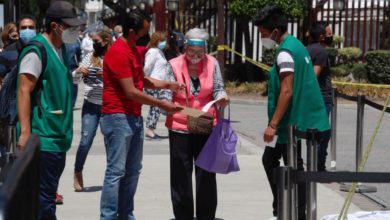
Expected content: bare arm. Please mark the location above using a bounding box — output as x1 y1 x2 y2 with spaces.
118 77 182 113
17 74 38 151
313 65 322 78
264 72 293 143
143 76 184 91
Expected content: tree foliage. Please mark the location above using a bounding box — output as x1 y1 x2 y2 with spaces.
228 0 307 19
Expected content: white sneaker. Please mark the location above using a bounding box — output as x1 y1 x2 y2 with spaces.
269 217 277 220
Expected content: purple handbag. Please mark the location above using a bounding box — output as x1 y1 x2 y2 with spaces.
195 105 240 174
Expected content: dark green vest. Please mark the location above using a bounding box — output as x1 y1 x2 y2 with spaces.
17 33 73 152
268 35 330 144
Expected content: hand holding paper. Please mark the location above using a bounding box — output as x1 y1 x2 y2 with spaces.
216 96 229 107
179 97 229 117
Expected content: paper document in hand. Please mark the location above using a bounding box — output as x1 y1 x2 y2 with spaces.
181 107 208 117
256 129 278 148
201 99 220 112
180 97 223 117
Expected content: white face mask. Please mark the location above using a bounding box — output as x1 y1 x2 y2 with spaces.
186 55 203 64
261 30 277 49
61 28 79 44
261 38 276 49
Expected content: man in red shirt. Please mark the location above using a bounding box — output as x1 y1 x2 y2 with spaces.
100 10 183 220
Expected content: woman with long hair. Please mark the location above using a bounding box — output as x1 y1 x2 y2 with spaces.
0 22 18 50
73 30 112 191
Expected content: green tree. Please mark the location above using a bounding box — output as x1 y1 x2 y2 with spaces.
228 0 307 81
229 0 306 18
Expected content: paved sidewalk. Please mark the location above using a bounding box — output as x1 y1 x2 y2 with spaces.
56 102 361 220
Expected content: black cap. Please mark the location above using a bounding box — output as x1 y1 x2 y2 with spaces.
45 1 85 27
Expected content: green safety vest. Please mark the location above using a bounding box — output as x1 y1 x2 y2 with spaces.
17 33 73 152
268 34 330 144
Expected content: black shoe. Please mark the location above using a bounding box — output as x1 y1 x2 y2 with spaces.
145 134 164 141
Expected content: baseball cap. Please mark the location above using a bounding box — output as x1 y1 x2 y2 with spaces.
45 1 85 27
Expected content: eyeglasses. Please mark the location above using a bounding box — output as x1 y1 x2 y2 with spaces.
187 48 205 56
20 25 35 30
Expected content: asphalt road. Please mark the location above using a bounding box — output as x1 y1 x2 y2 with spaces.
69 96 390 208
229 101 390 208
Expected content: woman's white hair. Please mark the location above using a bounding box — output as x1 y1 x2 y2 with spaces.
185 28 209 41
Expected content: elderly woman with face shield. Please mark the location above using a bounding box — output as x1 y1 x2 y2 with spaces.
161 28 229 220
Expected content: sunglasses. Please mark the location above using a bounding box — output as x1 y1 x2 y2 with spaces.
20 25 35 30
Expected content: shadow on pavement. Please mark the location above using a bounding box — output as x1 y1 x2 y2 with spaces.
169 218 224 220
82 185 102 192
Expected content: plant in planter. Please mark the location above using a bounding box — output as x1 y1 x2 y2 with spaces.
337 47 362 67
365 50 390 84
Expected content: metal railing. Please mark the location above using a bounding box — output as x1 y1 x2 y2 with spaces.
277 126 390 220
329 89 390 192
0 134 40 220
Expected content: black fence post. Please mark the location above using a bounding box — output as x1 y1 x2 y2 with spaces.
287 126 298 220
277 166 293 220
306 129 318 220
340 95 377 193
330 88 337 171
356 95 365 172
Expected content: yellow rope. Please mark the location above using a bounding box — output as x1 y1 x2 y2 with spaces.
217 45 271 72
332 81 390 89
337 94 390 220
215 44 390 89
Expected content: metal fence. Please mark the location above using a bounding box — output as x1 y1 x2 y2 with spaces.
173 0 390 63
278 125 390 220
312 0 390 56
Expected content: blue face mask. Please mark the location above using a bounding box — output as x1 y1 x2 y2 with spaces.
157 41 167 50
20 28 36 44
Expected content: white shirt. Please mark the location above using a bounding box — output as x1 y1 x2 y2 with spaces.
144 48 169 80
277 51 294 74
19 35 64 79
81 35 94 60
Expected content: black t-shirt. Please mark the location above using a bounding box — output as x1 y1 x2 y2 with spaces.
307 43 332 103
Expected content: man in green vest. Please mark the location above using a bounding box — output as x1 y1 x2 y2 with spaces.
17 1 84 219
254 5 330 220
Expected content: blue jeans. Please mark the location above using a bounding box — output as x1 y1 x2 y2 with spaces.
72 84 78 108
317 102 332 171
39 151 66 220
100 114 144 220
74 100 102 172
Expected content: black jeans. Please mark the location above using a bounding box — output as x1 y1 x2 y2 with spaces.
317 102 332 171
262 141 306 220
39 151 66 220
169 131 217 220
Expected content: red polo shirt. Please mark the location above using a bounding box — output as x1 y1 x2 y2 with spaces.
102 38 144 116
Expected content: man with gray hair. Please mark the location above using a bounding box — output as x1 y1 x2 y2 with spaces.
112 25 122 42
